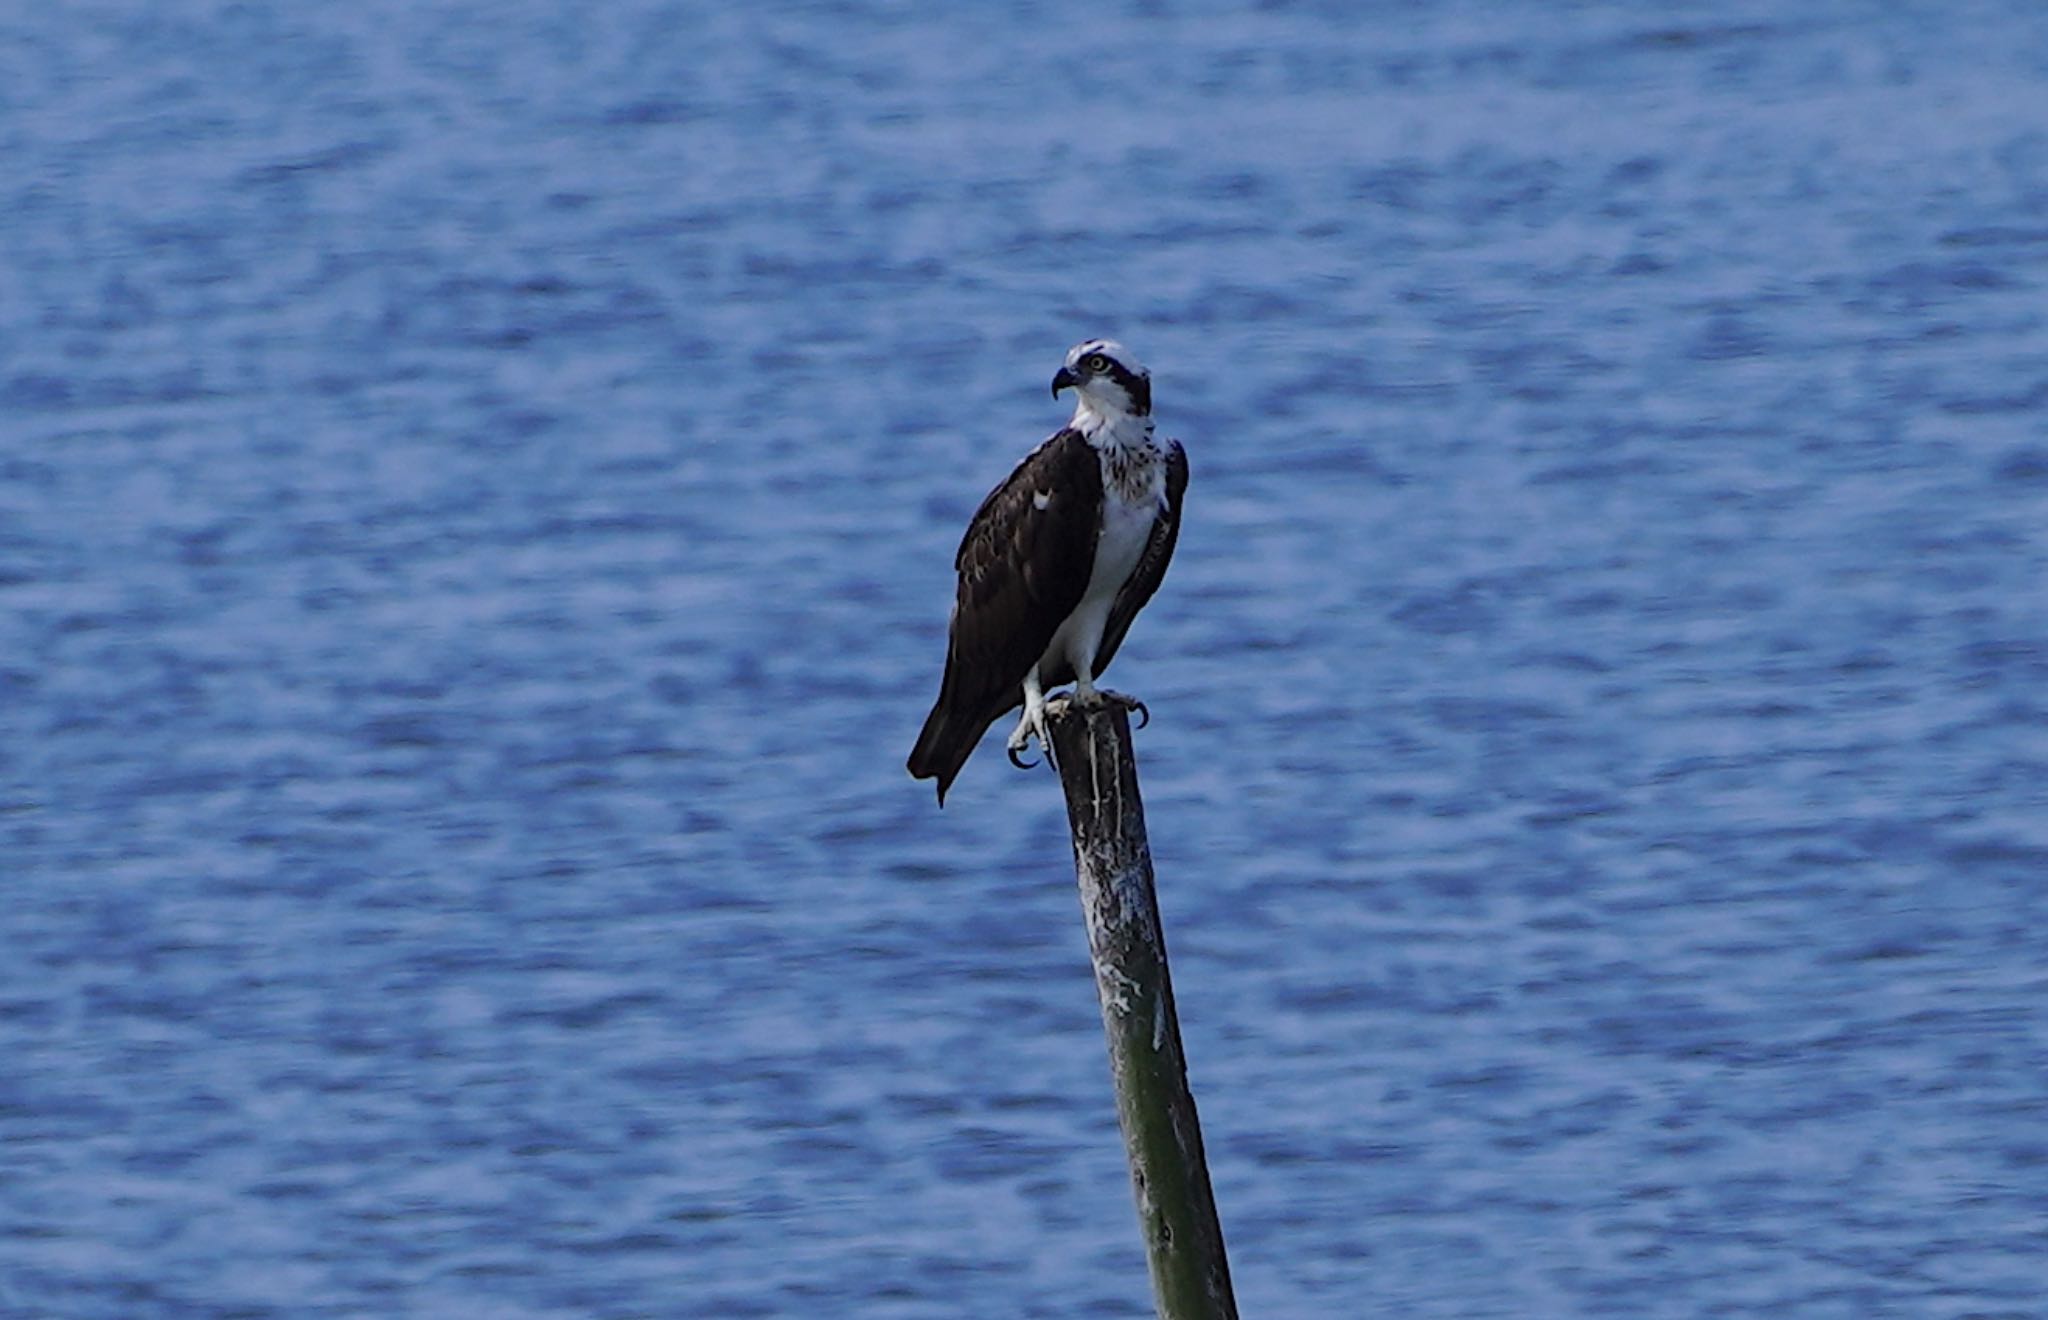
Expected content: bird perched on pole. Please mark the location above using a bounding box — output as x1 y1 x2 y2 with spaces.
908 339 1188 805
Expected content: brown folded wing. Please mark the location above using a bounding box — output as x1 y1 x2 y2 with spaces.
907 430 1101 802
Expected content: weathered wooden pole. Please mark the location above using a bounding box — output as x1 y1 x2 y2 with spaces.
1045 694 1237 1320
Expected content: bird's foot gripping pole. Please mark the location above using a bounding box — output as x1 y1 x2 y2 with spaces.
1007 683 1057 772
1075 687 1149 728
1012 690 1152 773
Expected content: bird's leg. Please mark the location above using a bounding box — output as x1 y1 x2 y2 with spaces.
1071 657 1103 708
1006 667 1054 770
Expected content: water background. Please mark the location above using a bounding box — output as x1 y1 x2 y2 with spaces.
5 3 2048 1316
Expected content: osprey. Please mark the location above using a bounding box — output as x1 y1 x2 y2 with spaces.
907 339 1188 804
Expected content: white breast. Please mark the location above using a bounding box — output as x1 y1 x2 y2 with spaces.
1086 477 1160 604
1034 425 1167 686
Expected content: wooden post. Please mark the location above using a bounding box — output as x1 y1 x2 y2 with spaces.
1045 695 1237 1320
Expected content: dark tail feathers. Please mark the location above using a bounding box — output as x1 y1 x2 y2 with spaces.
907 703 976 806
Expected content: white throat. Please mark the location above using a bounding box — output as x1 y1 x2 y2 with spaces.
1071 398 1162 509
1070 396 1152 451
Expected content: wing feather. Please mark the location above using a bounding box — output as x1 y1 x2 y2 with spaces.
908 430 1101 801
948 429 1098 695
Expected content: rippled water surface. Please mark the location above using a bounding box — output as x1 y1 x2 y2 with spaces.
5 3 2048 1316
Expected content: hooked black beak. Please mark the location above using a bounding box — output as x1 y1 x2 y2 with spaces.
1051 365 1078 398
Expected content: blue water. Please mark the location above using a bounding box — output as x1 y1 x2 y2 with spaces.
5 3 2047 1316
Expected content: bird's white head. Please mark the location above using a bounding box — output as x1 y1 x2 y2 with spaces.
1052 338 1151 426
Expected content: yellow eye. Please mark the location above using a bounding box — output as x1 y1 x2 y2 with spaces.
1084 353 1111 373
